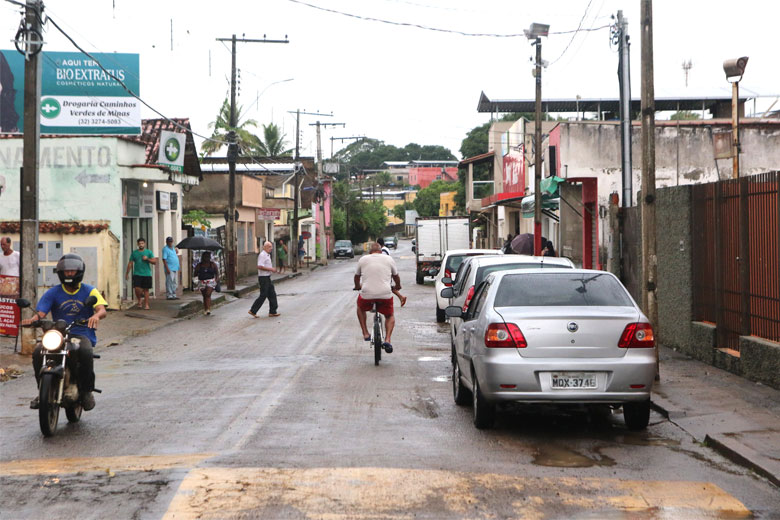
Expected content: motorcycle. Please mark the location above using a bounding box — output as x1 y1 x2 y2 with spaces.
17 297 101 437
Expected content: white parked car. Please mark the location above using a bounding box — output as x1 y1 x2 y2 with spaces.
446 268 657 430
441 255 575 349
433 249 501 322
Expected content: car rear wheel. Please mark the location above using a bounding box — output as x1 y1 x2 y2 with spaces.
416 271 424 285
472 371 495 429
623 400 650 431
436 306 445 323
452 356 470 406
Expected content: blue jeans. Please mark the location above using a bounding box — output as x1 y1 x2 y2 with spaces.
165 271 178 298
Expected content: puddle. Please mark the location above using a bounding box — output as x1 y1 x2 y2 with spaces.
418 356 445 362
532 445 616 468
431 375 449 383
616 434 681 448
403 394 440 418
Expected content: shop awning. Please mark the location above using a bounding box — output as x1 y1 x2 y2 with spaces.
521 176 566 217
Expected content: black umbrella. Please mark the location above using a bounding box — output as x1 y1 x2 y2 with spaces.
510 233 548 255
176 236 222 251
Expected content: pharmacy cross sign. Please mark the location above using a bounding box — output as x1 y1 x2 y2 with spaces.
164 138 181 162
40 98 61 119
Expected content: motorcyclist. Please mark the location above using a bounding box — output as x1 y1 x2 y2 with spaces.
23 253 107 411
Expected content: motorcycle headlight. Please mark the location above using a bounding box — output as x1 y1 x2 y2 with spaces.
41 330 64 351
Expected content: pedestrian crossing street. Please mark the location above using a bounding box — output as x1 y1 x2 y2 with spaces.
0 455 752 519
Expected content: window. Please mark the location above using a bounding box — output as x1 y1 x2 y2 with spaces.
494 273 633 307
467 282 490 320
548 145 557 177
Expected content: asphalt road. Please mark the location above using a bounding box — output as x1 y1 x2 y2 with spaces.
1 239 778 519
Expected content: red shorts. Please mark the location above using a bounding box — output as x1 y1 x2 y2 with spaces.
357 295 394 316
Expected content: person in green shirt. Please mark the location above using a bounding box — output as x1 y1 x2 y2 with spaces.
125 238 157 310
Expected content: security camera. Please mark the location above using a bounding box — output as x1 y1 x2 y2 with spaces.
723 57 748 81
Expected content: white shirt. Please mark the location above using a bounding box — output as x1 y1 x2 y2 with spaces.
0 250 20 277
355 253 398 299
257 250 273 277
381 246 391 256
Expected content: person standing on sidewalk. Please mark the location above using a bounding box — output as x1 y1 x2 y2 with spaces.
276 238 288 274
248 241 280 318
0 236 20 276
125 238 157 310
161 237 180 300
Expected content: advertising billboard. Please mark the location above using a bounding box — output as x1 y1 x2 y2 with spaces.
0 50 140 135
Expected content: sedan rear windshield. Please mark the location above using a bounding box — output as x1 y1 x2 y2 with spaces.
475 262 572 286
446 253 486 273
494 273 633 307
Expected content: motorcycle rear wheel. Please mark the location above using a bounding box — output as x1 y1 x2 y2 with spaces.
39 374 60 437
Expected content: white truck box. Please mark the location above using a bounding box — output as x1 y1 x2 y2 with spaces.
414 216 469 284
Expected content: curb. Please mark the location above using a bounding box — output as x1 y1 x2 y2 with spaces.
651 397 779 488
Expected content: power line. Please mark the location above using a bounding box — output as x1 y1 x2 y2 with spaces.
549 0 593 65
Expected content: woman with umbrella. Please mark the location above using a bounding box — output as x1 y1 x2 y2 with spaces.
193 251 219 315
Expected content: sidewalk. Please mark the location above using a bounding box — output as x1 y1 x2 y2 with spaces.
0 264 320 381
652 346 780 487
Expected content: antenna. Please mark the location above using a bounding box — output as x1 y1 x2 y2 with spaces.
682 59 693 87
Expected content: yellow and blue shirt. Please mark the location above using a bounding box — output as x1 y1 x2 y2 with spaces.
36 283 107 344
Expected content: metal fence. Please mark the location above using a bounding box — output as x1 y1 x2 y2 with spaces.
692 171 780 351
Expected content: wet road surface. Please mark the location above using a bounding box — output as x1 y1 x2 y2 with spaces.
1 240 778 518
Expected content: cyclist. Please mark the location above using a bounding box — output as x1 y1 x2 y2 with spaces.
354 242 401 353
376 237 407 306
23 253 107 411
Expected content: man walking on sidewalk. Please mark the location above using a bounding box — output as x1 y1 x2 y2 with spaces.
248 241 280 318
162 237 180 299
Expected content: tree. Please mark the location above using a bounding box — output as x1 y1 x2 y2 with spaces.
670 111 701 121
201 98 260 156
414 180 460 217
392 201 414 221
349 200 387 242
254 122 293 157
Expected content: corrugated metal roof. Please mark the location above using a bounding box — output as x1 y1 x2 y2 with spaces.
477 91 744 114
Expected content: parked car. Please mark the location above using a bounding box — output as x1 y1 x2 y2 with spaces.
433 249 501 323
384 236 397 249
334 240 354 259
442 255 575 350
446 268 656 431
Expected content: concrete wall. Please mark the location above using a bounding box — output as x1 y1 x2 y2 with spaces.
625 184 780 390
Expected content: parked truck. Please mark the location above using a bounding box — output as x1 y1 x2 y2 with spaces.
414 216 470 284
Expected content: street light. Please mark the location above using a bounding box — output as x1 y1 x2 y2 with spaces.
247 78 295 113
723 57 748 179
526 22 549 256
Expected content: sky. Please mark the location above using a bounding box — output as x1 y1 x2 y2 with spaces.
1 0 778 160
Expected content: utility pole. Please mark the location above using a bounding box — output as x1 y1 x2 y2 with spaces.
616 10 633 208
524 22 548 257
640 0 658 374
533 37 543 256
310 121 344 266
216 34 288 289
19 0 44 355
292 109 301 273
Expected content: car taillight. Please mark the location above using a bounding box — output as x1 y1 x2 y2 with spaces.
462 286 475 312
618 323 655 348
444 269 452 286
485 323 527 348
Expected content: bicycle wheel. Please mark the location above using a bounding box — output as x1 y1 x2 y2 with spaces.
373 314 382 365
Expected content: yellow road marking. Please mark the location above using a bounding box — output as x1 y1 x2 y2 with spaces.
162 467 751 519
0 453 215 476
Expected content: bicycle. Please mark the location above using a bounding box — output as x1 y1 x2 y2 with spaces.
370 302 384 366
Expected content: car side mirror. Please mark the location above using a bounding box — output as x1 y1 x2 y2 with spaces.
445 306 464 319
441 276 452 285
429 268 439 277
440 287 454 299
411 246 416 253
15 298 30 308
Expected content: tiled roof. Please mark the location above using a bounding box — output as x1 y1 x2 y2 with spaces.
130 118 202 178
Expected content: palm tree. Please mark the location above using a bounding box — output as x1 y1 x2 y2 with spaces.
253 123 293 158
201 98 261 156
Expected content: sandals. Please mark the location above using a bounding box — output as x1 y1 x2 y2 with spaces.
400 295 407 307
363 335 371 341
382 342 393 354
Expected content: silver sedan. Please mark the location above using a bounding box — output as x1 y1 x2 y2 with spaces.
446 268 657 430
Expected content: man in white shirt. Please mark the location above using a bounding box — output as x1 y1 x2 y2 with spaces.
248 241 280 318
354 242 401 353
0 237 20 277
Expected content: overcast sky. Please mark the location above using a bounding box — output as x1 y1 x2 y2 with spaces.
2 0 778 159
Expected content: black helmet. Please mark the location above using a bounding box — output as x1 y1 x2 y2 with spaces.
56 253 85 286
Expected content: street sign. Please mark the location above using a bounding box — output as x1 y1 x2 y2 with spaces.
256 208 281 221
0 50 141 135
301 231 312 239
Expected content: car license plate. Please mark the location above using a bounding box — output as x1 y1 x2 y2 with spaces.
551 372 597 389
